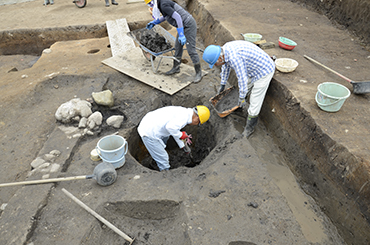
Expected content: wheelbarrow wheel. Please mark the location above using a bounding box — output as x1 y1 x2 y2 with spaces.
142 49 156 62
74 0 87 8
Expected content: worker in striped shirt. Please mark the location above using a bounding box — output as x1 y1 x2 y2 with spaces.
202 40 275 138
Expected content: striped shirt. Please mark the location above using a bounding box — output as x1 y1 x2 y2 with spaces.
220 40 275 98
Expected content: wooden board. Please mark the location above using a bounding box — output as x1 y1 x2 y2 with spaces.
102 47 197 95
106 18 135 57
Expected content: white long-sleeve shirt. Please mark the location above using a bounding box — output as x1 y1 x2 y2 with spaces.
138 106 193 149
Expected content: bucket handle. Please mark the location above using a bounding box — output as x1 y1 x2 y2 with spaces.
95 147 126 163
315 91 344 107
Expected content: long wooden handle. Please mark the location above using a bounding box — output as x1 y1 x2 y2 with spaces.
303 55 352 83
62 188 135 244
0 175 93 188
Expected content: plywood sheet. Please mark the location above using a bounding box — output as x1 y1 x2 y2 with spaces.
102 47 196 95
106 18 135 57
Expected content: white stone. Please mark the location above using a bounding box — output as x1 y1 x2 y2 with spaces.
42 174 50 179
55 98 92 123
43 153 56 162
92 90 114 107
106 115 124 128
37 162 51 169
0 203 8 211
78 117 88 128
87 111 103 130
50 163 60 173
49 150 61 156
31 157 46 169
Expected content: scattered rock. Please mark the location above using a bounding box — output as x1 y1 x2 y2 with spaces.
92 90 114 107
7 67 18 73
37 162 51 170
247 201 259 208
30 157 46 169
209 189 226 198
78 117 88 128
55 98 92 123
87 111 103 130
50 163 60 173
0 203 8 211
43 49 52 54
50 150 61 156
106 115 124 128
43 153 56 162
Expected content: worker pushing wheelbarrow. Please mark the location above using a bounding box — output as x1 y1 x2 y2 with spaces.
133 0 203 83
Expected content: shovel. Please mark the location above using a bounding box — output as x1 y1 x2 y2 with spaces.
304 55 370 94
0 161 117 188
62 188 135 244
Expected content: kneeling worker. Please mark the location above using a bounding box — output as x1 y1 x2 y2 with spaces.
202 40 275 138
137 105 210 171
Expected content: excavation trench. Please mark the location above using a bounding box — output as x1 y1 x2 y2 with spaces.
1 1 369 244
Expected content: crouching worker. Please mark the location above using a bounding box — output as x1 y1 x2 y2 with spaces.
202 40 275 138
137 105 210 171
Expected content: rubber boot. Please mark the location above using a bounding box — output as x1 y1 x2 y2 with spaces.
165 59 181 75
193 63 202 83
43 0 49 5
105 0 109 7
111 0 118 5
243 116 258 138
50 0 54 4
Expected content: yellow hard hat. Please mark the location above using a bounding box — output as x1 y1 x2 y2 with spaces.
144 0 151 4
195 105 210 124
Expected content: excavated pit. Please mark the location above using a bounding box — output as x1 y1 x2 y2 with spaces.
80 200 191 245
130 122 216 171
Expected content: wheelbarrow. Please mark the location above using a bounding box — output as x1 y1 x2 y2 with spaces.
127 26 178 73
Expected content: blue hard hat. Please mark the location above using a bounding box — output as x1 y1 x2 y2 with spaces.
202 45 221 68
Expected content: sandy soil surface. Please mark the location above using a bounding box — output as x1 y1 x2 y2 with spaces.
0 0 369 244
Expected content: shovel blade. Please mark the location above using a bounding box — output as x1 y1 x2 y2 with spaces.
351 81 370 94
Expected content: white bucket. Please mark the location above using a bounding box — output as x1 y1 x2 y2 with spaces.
96 135 128 169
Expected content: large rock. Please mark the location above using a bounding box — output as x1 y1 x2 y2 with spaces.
106 115 124 128
92 90 114 107
55 98 92 123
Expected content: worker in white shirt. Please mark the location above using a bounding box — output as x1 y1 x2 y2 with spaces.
137 105 210 171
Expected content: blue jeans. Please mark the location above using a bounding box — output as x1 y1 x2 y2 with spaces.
141 136 170 171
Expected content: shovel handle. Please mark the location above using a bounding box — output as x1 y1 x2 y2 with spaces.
62 188 135 244
0 175 93 188
303 55 353 83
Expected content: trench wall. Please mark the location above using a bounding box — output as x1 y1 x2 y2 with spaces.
0 21 148 56
290 0 370 46
187 0 370 244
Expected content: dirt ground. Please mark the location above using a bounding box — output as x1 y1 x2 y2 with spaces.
0 0 370 244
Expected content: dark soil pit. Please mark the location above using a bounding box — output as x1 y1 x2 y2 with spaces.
129 123 216 171
80 200 191 245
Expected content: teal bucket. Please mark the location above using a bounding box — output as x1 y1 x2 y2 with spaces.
96 135 128 169
315 82 350 112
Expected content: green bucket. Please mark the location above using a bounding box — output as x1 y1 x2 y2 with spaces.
315 82 350 112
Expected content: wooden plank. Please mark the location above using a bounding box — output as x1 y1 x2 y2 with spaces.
102 47 196 95
127 0 144 3
106 18 135 57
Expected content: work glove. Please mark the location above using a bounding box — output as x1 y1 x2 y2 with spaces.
238 97 247 108
218 84 225 94
180 131 192 145
182 144 191 155
177 27 186 45
146 18 161 30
